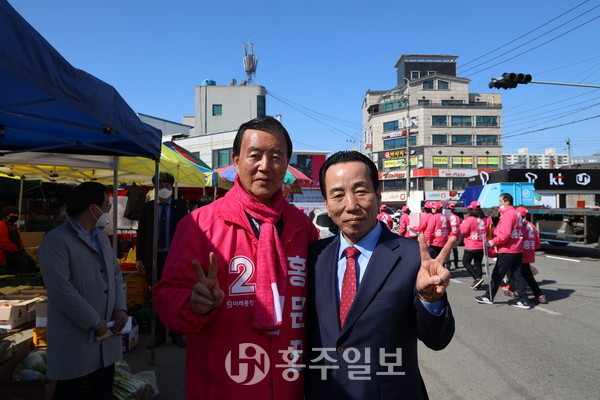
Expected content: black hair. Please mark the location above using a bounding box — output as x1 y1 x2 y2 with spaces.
153 172 175 186
319 151 379 197
66 182 108 217
500 193 514 205
232 116 293 160
1 206 18 218
469 208 486 218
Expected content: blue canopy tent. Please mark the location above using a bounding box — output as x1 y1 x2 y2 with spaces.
1 0 165 359
0 0 161 159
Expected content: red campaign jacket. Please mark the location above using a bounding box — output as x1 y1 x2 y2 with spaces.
522 220 540 264
460 216 493 250
0 220 21 265
424 213 450 247
492 206 524 254
415 212 431 233
449 212 462 238
376 212 393 230
153 189 319 400
398 213 413 237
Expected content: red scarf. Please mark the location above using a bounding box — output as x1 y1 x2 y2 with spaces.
230 178 288 332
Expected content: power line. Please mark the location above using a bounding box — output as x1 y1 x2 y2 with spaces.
503 114 600 139
503 96 600 126
461 6 600 76
460 0 592 69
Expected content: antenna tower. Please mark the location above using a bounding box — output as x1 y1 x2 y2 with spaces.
242 42 258 85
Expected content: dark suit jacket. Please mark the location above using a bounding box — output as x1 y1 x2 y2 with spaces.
306 224 455 400
136 198 188 267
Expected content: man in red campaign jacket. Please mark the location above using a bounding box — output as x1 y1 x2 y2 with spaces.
424 202 450 255
445 203 462 270
154 116 319 400
475 193 530 309
376 204 394 230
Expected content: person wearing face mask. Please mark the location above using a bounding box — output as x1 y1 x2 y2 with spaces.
38 182 128 400
136 172 189 348
0 206 36 274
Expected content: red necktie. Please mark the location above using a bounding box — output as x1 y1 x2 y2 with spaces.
340 246 360 327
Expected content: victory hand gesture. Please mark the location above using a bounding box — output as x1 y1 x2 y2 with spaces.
191 252 225 315
416 234 455 302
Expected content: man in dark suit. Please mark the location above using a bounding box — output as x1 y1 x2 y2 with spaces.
306 151 455 400
136 172 188 347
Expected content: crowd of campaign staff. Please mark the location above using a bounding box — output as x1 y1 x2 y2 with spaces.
385 197 547 309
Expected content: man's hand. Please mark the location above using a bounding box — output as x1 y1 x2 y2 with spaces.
94 318 108 337
191 252 225 315
135 260 145 275
416 234 456 302
112 310 129 333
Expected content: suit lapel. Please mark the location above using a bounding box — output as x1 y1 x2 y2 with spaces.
316 236 342 336
340 228 401 337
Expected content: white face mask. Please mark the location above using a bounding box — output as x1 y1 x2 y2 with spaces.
93 205 111 229
158 188 172 199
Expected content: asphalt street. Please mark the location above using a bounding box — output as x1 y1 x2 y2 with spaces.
420 243 600 400
123 242 600 399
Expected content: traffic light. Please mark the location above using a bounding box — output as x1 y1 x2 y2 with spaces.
488 72 532 89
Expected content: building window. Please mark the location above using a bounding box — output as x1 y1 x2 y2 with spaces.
432 115 447 126
410 71 420 79
438 80 449 90
476 116 498 126
452 156 473 167
383 180 406 191
212 104 222 116
433 156 448 166
442 100 463 106
476 135 499 146
418 99 430 106
451 116 472 127
257 95 266 117
423 80 434 90
451 178 468 190
432 135 448 146
383 136 416 150
476 156 499 167
427 71 437 76
452 135 473 146
212 148 232 169
383 121 399 132
433 178 448 190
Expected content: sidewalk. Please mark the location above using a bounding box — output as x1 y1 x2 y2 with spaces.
123 332 186 399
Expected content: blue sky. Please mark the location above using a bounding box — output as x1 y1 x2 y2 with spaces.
10 0 600 158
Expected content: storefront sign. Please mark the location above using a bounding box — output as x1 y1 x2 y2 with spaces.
381 191 407 202
438 169 478 178
425 190 463 201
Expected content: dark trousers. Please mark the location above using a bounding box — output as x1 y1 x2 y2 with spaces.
430 246 443 257
444 248 460 269
486 252 527 300
5 250 37 274
147 252 169 341
509 263 542 297
54 364 115 400
463 249 484 280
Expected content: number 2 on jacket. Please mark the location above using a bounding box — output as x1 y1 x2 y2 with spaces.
229 256 256 296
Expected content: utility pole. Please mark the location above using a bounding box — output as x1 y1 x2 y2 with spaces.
403 77 411 200
567 138 572 168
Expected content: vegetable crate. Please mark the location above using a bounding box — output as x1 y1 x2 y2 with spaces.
126 274 149 308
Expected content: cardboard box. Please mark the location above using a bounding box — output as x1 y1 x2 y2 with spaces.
34 302 47 328
19 232 44 248
121 319 139 353
0 297 45 330
0 335 55 400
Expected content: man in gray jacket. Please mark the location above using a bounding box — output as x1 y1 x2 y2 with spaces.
39 182 128 399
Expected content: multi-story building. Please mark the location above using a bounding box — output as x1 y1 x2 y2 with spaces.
503 148 570 169
363 55 503 205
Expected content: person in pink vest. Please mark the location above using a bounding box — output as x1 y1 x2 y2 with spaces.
475 193 531 309
444 203 462 270
398 205 416 238
504 207 547 304
376 204 394 230
459 201 493 289
153 116 319 400
425 202 450 256
415 201 433 235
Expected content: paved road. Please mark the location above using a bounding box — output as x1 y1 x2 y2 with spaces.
420 243 600 400
123 243 600 399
